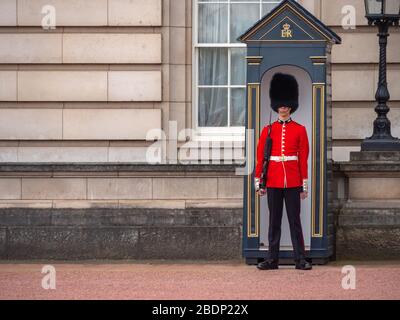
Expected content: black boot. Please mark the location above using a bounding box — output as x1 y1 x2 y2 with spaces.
257 259 279 270
295 259 312 270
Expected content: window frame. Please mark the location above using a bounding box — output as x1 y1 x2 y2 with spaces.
192 0 282 141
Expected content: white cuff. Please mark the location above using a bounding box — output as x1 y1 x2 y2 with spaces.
254 177 260 192
302 179 308 193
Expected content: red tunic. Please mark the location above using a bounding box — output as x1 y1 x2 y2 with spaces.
255 119 309 188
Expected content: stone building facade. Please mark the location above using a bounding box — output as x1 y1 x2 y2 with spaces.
0 0 399 260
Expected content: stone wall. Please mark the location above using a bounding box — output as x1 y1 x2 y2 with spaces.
0 0 190 164
1 1 399 164
333 152 400 260
0 164 243 207
0 207 242 260
0 0 399 261
0 164 244 260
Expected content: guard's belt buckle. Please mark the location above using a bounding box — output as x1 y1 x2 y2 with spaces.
281 155 285 161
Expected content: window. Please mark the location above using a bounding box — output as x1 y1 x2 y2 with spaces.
193 0 282 138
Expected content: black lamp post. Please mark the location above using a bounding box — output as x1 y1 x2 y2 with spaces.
361 0 400 151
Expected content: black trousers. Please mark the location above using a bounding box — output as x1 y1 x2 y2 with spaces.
266 186 306 261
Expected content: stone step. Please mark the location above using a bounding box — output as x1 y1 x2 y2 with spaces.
350 151 400 162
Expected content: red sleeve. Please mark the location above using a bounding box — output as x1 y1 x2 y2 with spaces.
255 126 268 179
298 125 309 181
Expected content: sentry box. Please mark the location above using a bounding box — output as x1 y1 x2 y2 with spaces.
239 0 341 265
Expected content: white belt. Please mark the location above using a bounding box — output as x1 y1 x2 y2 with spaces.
270 155 298 162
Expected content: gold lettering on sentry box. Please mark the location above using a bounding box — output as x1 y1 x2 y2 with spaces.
281 23 293 38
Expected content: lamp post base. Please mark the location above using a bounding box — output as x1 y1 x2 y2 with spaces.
361 138 400 151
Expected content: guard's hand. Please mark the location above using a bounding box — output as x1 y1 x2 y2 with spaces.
257 188 267 196
300 192 308 200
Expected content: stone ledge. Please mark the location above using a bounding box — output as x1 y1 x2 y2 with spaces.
336 163 400 173
337 201 400 227
350 151 400 162
0 199 243 209
0 208 242 227
338 209 400 226
335 151 400 173
0 163 244 173
343 200 400 209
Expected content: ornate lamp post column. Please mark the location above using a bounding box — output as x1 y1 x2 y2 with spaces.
361 0 400 151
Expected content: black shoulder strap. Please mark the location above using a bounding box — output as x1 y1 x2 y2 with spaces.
263 110 273 160
267 110 272 136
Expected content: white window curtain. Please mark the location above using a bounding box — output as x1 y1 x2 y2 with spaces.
195 1 282 132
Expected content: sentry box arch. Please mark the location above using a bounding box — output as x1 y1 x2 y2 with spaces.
239 0 341 265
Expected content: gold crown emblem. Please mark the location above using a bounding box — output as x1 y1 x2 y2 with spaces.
282 23 291 30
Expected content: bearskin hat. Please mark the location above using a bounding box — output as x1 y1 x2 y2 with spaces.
269 73 299 114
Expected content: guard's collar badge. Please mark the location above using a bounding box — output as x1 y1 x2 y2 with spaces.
278 118 292 124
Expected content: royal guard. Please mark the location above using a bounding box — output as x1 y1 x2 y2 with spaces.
254 73 312 271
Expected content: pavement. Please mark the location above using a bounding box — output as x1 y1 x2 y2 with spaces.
0 260 399 300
